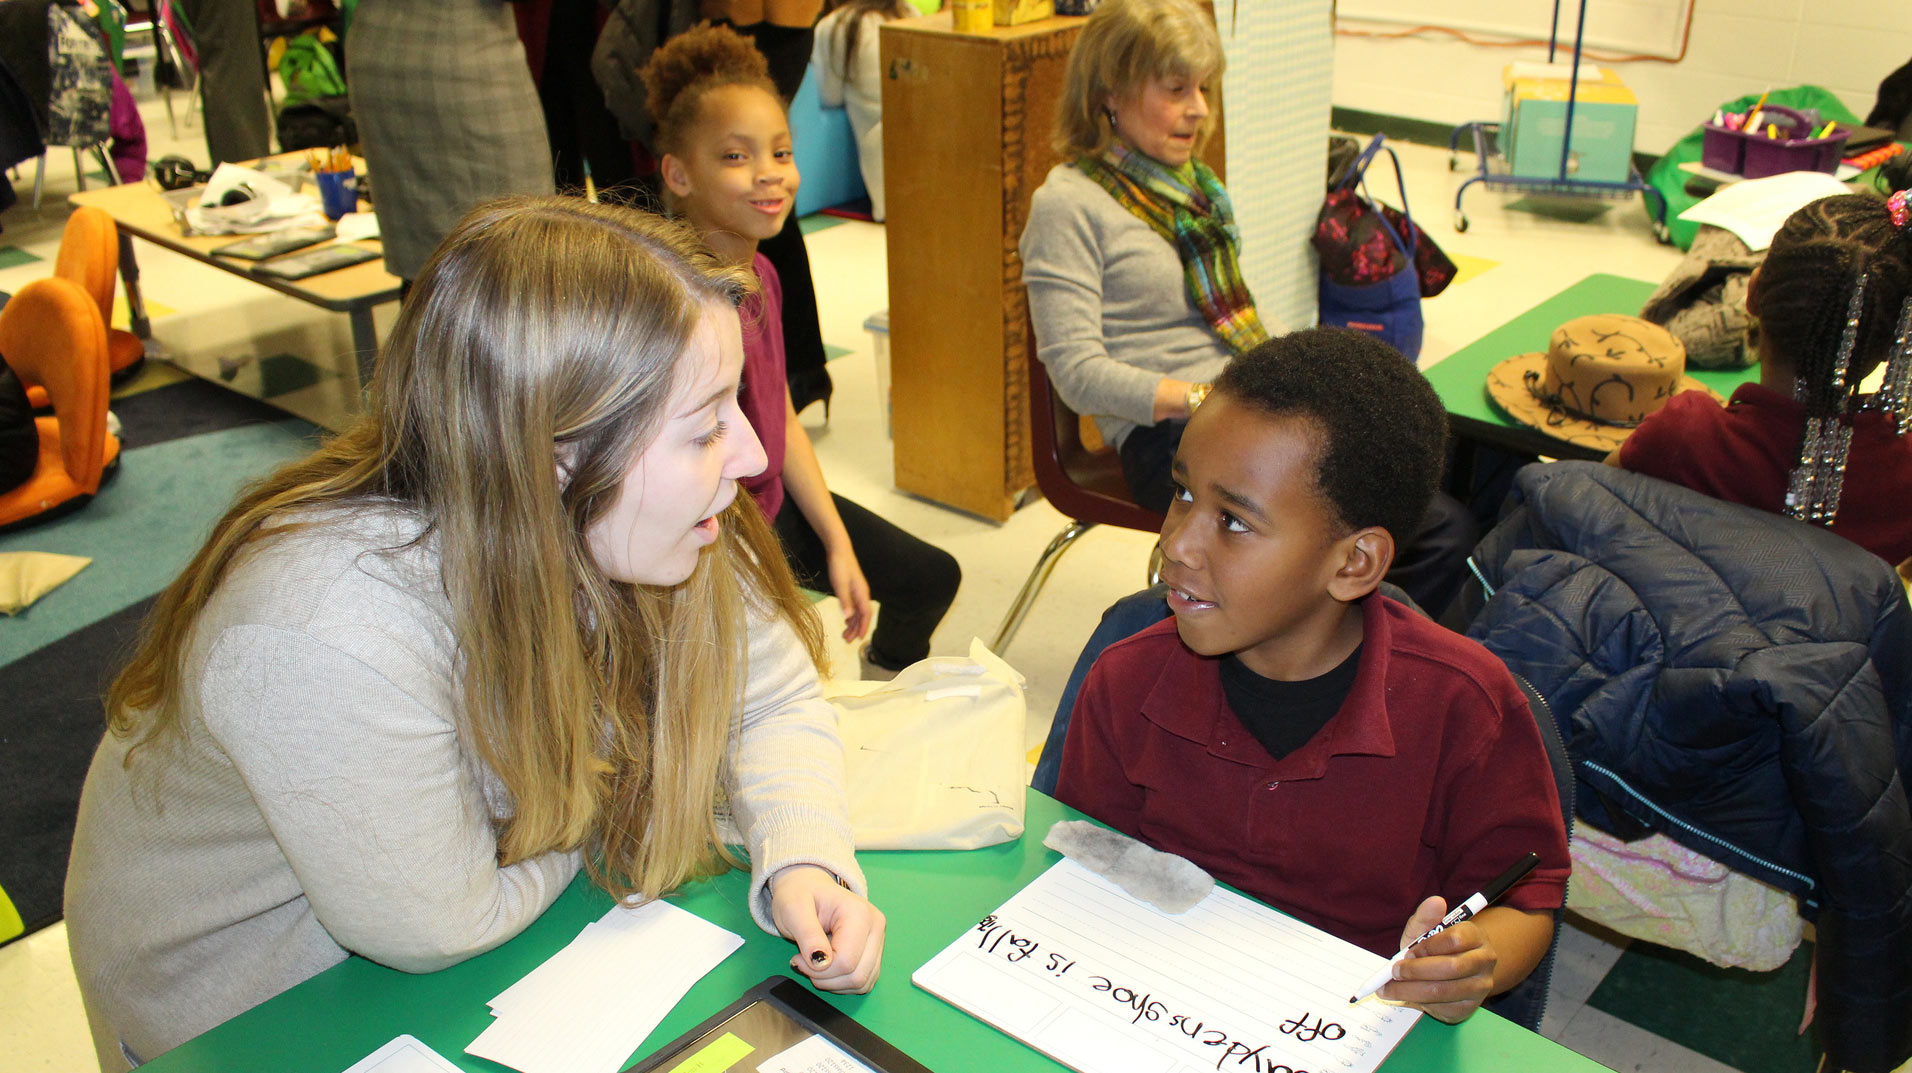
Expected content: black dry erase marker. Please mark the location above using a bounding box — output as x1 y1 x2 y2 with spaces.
1348 852 1542 1004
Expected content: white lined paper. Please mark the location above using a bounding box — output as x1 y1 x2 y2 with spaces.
466 899 744 1073
913 859 1418 1073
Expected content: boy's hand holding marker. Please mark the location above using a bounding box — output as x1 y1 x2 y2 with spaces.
1351 853 1543 1024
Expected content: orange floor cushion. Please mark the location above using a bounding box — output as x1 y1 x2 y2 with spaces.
0 416 120 529
108 329 144 375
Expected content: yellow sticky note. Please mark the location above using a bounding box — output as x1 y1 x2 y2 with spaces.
669 1032 754 1073
0 882 23 942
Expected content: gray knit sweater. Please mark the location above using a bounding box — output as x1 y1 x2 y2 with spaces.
65 505 864 1071
1020 163 1243 449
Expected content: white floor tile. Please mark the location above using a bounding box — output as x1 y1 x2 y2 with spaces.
1553 1005 1745 1073
0 923 98 1072
1542 912 1635 1040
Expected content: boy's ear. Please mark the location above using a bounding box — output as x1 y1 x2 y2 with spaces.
1744 264 1764 318
1326 527 1392 603
660 153 694 199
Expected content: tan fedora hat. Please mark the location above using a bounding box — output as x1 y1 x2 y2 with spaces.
1486 314 1722 453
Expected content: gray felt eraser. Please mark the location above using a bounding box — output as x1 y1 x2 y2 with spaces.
1043 820 1215 914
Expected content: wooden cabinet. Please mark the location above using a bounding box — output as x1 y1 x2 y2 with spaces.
879 14 1222 521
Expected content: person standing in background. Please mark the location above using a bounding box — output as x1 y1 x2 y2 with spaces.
809 0 915 221
177 0 272 163
709 0 820 102
348 0 556 283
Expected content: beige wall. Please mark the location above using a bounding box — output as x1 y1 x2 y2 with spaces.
1331 0 1911 154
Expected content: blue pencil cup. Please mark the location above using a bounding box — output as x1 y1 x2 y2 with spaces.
316 169 358 220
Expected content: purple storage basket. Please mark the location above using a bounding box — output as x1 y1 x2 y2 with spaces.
1701 123 1745 174
1706 104 1853 179
1743 111 1851 179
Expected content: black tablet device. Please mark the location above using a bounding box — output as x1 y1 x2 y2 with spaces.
621 975 931 1073
250 244 380 280
211 225 336 260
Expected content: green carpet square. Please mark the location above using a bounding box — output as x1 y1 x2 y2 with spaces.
798 213 847 235
0 246 43 269
824 343 852 363
1586 941 1819 1073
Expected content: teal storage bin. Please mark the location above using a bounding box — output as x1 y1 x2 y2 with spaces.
1506 97 1638 183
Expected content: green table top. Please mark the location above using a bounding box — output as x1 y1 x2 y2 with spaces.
1426 273 1761 460
138 790 1611 1073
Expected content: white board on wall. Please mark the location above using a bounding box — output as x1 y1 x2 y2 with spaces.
1337 0 1688 60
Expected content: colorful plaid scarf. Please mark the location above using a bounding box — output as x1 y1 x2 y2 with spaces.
1075 144 1269 355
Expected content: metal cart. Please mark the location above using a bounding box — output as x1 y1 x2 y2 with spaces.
1447 0 1669 242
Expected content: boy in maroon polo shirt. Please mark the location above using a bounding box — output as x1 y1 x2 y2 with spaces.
1055 328 1570 1025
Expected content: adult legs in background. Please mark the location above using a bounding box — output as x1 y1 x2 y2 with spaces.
1116 418 1185 517
774 493 962 671
852 117 885 221
736 22 813 104
734 20 832 415
531 0 640 193
760 213 831 416
348 0 555 282
1385 492 1476 621
1032 585 1171 794
177 0 271 164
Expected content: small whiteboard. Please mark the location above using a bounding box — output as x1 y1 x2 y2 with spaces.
913 860 1419 1073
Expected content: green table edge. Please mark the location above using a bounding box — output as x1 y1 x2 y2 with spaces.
136 789 1612 1073
1425 272 1760 431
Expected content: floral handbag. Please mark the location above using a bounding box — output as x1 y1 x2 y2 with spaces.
1312 134 1456 359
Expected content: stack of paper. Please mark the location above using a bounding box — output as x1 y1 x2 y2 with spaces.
466 900 744 1073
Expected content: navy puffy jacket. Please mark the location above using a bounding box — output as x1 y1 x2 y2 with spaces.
1465 462 1911 1073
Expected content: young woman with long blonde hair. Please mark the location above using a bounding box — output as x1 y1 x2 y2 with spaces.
65 197 885 1072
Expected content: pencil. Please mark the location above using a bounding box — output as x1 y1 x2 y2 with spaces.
583 159 598 204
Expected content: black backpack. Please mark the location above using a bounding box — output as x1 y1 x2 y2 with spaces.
277 94 357 153
0 362 37 496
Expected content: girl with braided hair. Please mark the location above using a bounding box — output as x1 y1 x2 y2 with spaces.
1615 192 1912 570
